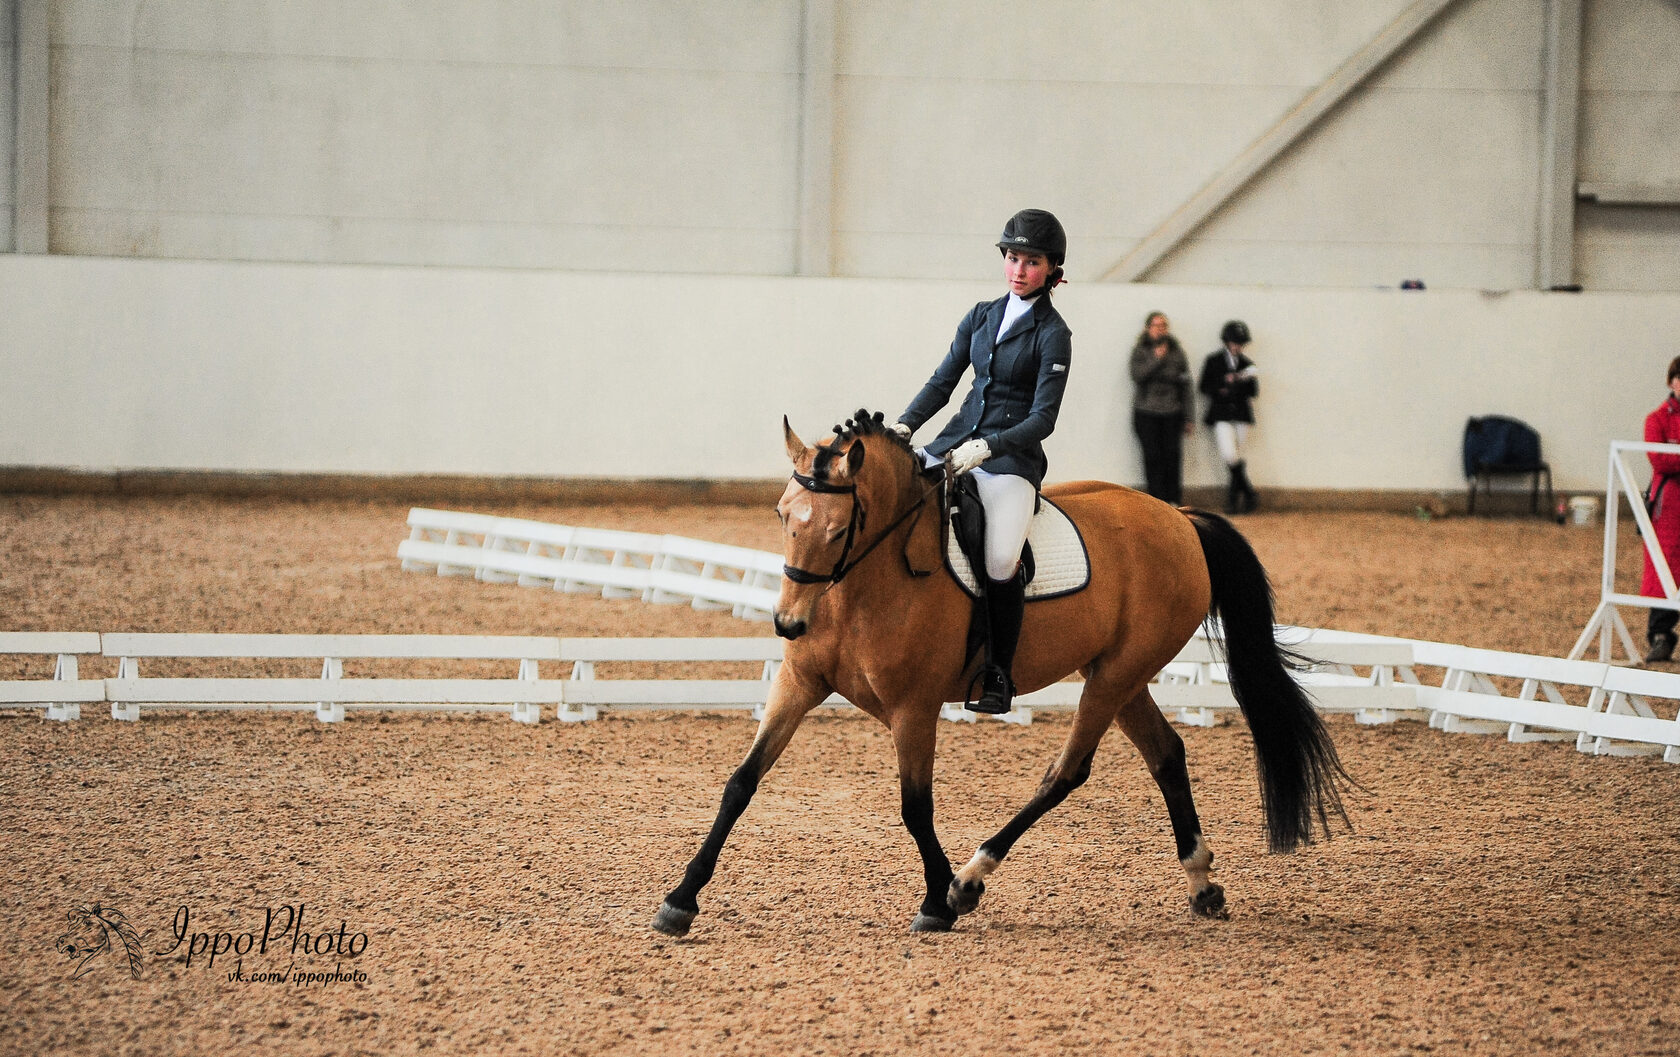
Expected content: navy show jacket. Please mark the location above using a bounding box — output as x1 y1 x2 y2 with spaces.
898 293 1073 489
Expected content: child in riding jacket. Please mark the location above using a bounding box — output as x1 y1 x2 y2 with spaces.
1198 319 1261 514
893 208 1073 714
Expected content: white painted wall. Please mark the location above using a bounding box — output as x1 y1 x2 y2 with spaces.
3 255 1675 492
25 0 1680 292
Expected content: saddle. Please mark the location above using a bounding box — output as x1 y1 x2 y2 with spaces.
944 475 1091 601
944 473 1091 675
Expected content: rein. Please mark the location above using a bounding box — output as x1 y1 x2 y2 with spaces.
783 467 941 587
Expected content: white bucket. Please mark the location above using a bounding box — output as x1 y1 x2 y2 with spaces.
1568 495 1600 525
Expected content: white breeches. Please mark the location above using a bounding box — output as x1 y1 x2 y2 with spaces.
1213 421 1250 466
922 452 1036 580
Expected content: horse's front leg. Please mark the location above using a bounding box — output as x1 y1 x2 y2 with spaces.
651 665 828 938
891 705 959 932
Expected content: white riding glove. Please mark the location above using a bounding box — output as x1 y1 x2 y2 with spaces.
890 421 913 440
949 439 991 475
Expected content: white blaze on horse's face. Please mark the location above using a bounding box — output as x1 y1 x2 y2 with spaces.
775 418 863 638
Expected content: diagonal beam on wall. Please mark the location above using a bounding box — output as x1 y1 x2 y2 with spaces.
1099 0 1469 283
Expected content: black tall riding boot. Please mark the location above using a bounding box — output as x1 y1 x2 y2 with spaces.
1224 464 1242 515
970 570 1026 715
1232 460 1259 514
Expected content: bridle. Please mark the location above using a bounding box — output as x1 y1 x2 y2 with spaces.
781 467 940 587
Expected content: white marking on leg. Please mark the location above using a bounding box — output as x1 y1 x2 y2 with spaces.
954 849 1001 887
1180 834 1214 896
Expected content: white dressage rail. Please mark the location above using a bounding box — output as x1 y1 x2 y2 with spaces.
103 634 564 724
0 632 105 722
398 508 781 621
3 632 1676 761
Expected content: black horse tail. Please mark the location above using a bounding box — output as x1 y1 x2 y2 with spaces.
1186 509 1351 853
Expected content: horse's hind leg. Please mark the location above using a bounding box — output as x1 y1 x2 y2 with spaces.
652 667 827 938
947 686 1119 917
1113 685 1227 918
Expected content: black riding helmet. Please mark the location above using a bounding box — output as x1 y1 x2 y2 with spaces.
996 208 1066 265
996 209 1066 293
1221 319 1251 346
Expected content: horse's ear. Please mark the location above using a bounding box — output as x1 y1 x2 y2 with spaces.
783 416 808 465
846 437 866 475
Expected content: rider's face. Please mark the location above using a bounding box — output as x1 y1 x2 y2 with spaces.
1004 250 1052 298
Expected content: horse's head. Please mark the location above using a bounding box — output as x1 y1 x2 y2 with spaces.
55 904 143 980
56 907 111 978
775 410 924 639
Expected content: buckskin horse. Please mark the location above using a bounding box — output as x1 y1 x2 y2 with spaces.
652 410 1349 936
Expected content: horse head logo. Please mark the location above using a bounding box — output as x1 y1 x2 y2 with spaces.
56 905 144 980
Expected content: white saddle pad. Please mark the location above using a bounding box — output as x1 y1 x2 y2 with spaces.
946 495 1090 601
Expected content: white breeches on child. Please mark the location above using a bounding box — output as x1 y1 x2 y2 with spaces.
1213 421 1250 466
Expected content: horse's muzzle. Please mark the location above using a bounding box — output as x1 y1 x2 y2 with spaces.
773 615 807 640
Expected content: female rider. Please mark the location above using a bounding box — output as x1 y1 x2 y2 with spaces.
891 208 1073 714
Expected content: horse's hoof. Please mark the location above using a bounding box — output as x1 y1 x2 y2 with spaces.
946 877 985 916
910 912 954 933
651 902 697 937
1189 883 1228 919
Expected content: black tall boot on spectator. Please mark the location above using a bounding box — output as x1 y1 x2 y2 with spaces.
1232 460 1259 514
1224 465 1242 515
1647 608 1678 663
969 570 1025 715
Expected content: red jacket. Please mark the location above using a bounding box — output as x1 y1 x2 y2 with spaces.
1640 396 1680 598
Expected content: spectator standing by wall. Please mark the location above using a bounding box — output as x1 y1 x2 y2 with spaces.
1641 355 1680 662
1129 311 1192 504
1199 319 1261 514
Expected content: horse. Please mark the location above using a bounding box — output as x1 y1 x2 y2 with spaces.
56 904 145 980
652 410 1350 936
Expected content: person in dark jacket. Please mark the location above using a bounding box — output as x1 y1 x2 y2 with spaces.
1641 355 1680 662
894 208 1073 714
1199 319 1260 514
1129 312 1192 504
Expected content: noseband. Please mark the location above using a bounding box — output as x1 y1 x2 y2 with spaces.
782 468 936 587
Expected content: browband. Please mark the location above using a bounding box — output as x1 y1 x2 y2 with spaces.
791 470 855 495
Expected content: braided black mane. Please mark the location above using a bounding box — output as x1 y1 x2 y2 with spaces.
812 408 924 481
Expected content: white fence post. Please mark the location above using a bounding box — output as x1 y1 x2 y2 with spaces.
316 657 345 723
1570 440 1680 663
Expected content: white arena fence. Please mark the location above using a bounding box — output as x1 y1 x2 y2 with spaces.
1571 440 1680 664
398 507 781 621
1 629 1675 764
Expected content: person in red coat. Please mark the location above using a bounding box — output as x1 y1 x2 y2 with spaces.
1641 355 1680 662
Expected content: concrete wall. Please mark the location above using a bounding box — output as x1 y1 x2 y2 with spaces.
1576 0 1680 292
27 0 1680 292
3 254 1675 493
1 0 15 251
48 0 803 272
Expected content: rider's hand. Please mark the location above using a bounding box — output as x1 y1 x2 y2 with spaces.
949 439 990 474
890 421 912 440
